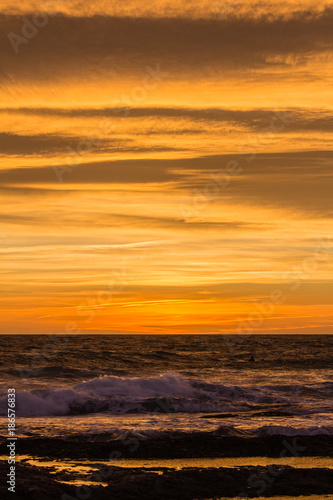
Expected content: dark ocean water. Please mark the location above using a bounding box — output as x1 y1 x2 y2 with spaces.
0 335 332 438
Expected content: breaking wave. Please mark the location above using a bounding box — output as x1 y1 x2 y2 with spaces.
0 372 332 417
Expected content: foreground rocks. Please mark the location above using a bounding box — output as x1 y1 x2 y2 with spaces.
1 432 332 498
1 461 333 499
1 432 332 459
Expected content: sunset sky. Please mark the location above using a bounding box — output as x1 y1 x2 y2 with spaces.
0 0 332 334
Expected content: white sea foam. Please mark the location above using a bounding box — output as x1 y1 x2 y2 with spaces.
0 372 332 418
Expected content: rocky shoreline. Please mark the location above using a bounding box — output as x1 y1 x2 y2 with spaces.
1 460 333 500
1 431 332 460
1 432 333 499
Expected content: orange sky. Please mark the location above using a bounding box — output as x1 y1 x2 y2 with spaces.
0 1 332 334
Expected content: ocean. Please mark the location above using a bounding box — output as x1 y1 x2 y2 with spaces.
1 334 333 499
1 334 332 439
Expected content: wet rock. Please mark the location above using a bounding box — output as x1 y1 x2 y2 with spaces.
1 461 333 500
